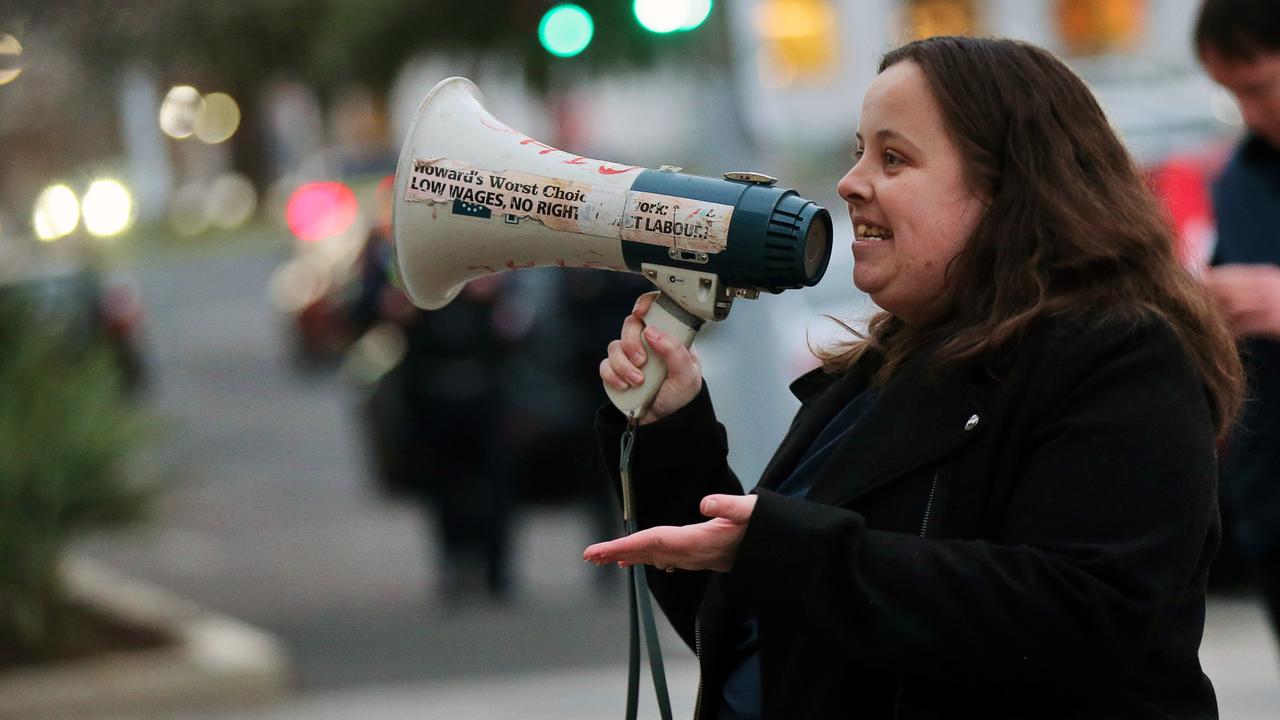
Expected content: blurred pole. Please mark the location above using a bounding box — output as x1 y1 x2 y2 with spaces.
697 2 759 170
120 67 172 223
228 81 268 199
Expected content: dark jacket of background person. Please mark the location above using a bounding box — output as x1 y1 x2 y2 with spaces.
1210 135 1280 559
598 312 1220 719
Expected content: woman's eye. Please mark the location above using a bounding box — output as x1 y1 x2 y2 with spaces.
852 147 865 162
883 150 903 167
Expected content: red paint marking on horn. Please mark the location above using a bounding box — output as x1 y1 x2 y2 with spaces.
598 165 640 175
520 138 560 155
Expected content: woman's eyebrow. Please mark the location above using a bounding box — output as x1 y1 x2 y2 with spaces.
855 128 921 154
876 128 921 153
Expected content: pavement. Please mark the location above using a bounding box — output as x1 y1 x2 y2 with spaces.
115 593 1280 719
76 245 1280 719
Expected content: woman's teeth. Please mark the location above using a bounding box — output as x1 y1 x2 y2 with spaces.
856 224 893 240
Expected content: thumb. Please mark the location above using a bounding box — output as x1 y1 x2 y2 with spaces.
700 494 755 524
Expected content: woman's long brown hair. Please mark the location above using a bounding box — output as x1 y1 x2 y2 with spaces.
818 36 1244 437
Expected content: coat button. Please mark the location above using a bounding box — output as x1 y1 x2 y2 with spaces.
964 414 980 431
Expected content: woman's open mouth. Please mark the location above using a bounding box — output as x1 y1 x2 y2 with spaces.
855 222 894 242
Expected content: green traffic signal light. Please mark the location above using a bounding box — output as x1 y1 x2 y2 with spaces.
539 4 595 58
634 0 713 34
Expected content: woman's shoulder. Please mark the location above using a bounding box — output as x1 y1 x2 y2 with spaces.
938 308 1186 383
1010 308 1202 407
1036 307 1187 355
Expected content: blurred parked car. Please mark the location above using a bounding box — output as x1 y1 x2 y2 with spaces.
268 168 395 368
0 239 148 394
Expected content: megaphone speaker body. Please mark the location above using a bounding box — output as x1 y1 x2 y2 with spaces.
393 77 832 415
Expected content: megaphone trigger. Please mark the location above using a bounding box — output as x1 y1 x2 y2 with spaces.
603 292 704 418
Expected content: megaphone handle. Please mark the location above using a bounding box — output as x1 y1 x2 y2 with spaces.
604 293 702 419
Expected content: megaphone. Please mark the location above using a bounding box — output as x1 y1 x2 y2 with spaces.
393 77 832 417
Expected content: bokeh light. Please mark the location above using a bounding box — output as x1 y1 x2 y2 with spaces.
169 182 212 236
159 85 203 139
33 184 80 241
285 182 358 243
539 4 594 58
680 0 714 30
1210 87 1243 127
0 34 22 86
341 322 408 387
82 179 135 238
194 92 241 144
208 173 258 229
268 257 326 314
635 0 711 33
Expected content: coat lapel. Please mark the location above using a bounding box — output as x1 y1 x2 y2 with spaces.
756 364 871 492
759 350 991 509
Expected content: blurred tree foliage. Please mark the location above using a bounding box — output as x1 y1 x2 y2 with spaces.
9 0 717 96
6 0 721 185
0 298 156 663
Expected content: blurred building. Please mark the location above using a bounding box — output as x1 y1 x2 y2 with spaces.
726 0 1235 162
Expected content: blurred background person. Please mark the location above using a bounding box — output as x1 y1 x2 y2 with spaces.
351 179 522 604
1196 0 1280 660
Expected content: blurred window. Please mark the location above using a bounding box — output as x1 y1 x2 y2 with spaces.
753 0 838 87
1056 0 1146 56
903 0 980 41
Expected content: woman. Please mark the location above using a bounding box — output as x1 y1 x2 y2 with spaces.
585 36 1244 719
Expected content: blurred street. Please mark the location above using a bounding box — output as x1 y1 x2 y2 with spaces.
74 241 1280 718
75 240 645 691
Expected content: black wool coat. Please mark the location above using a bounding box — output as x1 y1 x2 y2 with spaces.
597 312 1221 719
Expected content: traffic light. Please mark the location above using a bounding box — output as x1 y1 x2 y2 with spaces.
539 3 595 58
1056 0 1146 55
904 0 980 40
754 0 837 86
634 0 713 34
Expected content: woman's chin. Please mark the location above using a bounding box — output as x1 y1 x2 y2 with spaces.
851 270 885 297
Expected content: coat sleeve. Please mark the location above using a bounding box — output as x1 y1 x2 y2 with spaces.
596 381 746 650
723 318 1220 696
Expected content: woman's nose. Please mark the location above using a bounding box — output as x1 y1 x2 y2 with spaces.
837 164 870 206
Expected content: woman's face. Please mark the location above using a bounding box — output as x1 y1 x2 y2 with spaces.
837 60 986 324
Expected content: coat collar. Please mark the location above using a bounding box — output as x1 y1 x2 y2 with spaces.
787 365 845 408
760 348 990 508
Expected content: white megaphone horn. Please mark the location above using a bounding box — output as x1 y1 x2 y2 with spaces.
393 77 833 418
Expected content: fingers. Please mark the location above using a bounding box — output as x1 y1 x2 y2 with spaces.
642 325 698 387
700 494 758 524
604 339 645 391
620 314 648 368
604 292 696 393
633 291 660 317
619 292 659 364
1232 307 1268 335
584 528 671 567
599 357 629 392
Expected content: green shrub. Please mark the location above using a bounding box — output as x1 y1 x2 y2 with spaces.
0 298 157 663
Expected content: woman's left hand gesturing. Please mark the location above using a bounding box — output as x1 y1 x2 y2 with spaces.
584 494 758 574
